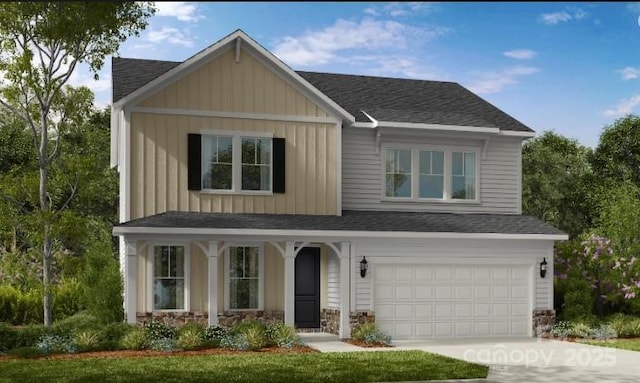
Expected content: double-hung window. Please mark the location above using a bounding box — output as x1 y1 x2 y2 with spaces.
189 133 285 194
383 147 478 201
153 245 187 311
226 246 263 310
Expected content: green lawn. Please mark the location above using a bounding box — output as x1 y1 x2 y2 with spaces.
580 338 640 352
0 350 488 383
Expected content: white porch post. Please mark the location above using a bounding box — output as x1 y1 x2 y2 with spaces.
124 238 137 324
339 242 351 339
284 241 295 327
208 241 219 326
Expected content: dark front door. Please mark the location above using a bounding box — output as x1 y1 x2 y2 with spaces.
295 247 321 328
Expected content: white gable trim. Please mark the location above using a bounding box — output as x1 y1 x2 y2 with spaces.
113 30 353 123
351 119 534 137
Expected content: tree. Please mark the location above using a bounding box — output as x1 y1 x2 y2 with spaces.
592 115 640 187
0 2 154 326
522 131 593 237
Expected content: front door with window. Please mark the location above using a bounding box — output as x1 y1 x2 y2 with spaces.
294 247 320 328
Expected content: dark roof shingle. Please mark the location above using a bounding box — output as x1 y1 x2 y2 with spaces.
117 210 564 236
112 58 532 132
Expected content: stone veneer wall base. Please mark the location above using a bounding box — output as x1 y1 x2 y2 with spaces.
136 310 284 327
320 309 375 336
533 309 555 337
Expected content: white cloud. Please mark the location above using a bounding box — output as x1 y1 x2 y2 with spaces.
540 11 572 25
272 18 448 66
351 55 445 80
365 2 436 17
466 66 539 94
540 7 588 25
146 27 195 48
155 2 203 22
604 95 640 117
618 67 640 80
503 49 537 60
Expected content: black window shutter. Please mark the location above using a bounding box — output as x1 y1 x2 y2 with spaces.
187 134 201 191
273 137 286 193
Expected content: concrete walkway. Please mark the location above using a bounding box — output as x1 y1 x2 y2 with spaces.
299 333 640 383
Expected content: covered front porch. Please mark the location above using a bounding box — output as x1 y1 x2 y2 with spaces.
118 234 358 339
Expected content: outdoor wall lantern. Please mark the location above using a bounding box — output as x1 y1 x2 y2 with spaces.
360 257 368 278
540 258 548 278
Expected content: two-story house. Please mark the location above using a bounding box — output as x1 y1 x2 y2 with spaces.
111 29 566 340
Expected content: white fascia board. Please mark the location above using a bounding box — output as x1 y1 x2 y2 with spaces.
376 121 501 134
113 226 568 241
499 130 536 138
109 106 121 168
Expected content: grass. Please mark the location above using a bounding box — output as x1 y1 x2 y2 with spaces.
0 350 488 383
580 338 640 352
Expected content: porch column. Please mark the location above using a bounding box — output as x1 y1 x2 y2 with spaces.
339 242 351 339
284 241 295 326
124 238 137 324
208 241 219 326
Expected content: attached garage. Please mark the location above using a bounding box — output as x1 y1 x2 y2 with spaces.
374 264 531 339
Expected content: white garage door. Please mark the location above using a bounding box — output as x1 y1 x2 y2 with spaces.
374 264 531 339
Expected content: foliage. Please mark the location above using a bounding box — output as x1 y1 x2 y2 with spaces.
35 334 76 354
591 323 617 340
265 321 300 349
78 241 123 323
143 320 177 341
6 346 44 359
0 285 42 324
176 327 205 351
120 326 148 351
522 131 594 237
203 325 229 347
607 314 640 338
51 311 100 336
592 115 640 186
569 322 593 339
149 337 175 352
73 329 100 352
550 320 571 339
220 333 250 351
555 233 640 318
351 323 392 345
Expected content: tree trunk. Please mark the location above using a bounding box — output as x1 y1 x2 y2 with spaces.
43 223 53 327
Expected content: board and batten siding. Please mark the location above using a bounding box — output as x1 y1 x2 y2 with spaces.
351 238 554 313
342 128 523 214
129 113 337 218
138 47 329 118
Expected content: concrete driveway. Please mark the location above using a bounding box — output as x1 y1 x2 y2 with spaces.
392 338 640 383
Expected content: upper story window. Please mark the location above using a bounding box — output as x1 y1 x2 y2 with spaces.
383 147 478 202
200 133 273 193
189 133 285 194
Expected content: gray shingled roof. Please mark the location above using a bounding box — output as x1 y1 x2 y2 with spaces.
116 210 564 236
112 57 533 132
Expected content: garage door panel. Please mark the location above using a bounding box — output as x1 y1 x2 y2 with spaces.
374 264 531 339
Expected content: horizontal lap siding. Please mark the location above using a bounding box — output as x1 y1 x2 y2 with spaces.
342 128 523 214
327 251 340 309
352 238 554 313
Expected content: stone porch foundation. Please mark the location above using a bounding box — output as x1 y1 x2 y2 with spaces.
136 310 284 327
533 309 555 337
320 308 375 336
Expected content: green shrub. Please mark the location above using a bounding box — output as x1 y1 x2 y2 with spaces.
52 311 100 336
120 326 148 350
52 277 83 322
143 320 177 341
79 247 124 323
74 330 100 352
591 323 617 340
150 337 175 352
244 326 267 351
265 321 299 348
0 322 17 353
351 323 391 345
607 314 640 338
176 327 205 351
100 322 133 344
551 320 571 339
13 324 48 349
0 285 43 325
203 325 229 347
569 322 593 338
562 276 594 321
220 333 249 351
7 346 44 359
230 319 266 335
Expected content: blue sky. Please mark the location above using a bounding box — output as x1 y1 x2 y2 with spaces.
76 2 640 148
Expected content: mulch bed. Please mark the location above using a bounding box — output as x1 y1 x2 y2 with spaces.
0 345 318 361
343 339 393 348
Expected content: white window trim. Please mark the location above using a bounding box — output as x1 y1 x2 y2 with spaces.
149 243 190 313
381 144 480 203
200 130 274 195
224 243 265 311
